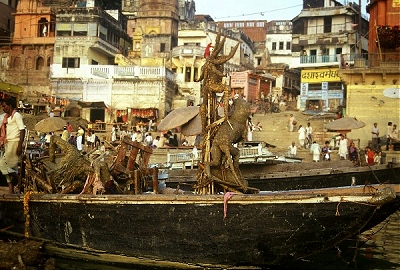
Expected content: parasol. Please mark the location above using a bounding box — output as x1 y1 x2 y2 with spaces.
157 106 199 131
34 117 67 133
324 117 365 133
181 113 202 136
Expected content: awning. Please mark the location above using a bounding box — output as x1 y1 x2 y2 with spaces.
131 108 158 119
78 101 107 108
0 81 24 95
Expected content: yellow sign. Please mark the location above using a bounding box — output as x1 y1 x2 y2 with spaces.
0 81 24 95
394 0 400 7
301 68 340 83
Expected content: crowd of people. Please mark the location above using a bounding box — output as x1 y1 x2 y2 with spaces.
1 95 399 194
109 124 201 149
285 119 398 166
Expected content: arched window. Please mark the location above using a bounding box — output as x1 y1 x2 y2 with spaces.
38 18 49 37
14 57 22 70
25 57 33 70
36 56 44 70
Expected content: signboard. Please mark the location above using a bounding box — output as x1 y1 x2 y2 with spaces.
230 72 247 88
321 82 328 90
300 82 308 98
301 68 340 83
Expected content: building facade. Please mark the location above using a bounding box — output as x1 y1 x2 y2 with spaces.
171 18 255 108
0 0 17 46
291 0 369 112
339 0 400 147
0 0 57 105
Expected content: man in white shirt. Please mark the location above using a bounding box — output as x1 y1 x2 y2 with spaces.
288 141 297 157
0 98 26 193
145 133 153 146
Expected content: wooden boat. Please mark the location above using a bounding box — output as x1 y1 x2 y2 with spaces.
1 33 399 268
166 160 400 191
1 184 399 268
0 136 399 268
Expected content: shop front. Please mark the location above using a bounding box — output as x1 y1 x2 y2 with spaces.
130 108 159 131
300 68 344 113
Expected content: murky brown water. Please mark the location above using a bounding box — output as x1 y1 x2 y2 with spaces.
56 211 400 270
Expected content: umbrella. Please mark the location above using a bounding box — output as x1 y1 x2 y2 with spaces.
324 117 365 133
181 113 202 136
157 106 199 131
34 117 67 133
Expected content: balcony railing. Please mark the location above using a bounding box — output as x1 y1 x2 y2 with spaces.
51 64 175 81
90 65 176 81
341 53 400 69
171 45 205 58
297 52 400 69
300 55 337 64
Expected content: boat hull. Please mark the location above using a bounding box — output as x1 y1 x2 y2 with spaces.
1 186 399 267
166 163 400 192
245 163 400 191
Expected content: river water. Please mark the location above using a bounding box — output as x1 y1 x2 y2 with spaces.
56 211 400 270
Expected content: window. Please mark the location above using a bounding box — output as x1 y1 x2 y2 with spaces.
56 23 71 37
272 42 276 50
160 43 166 52
62 57 80 68
235 22 244 28
308 83 322 90
185 67 191 82
286 41 291 50
256 22 264 27
224 22 233 28
25 58 33 69
135 42 140 49
279 42 284 50
36 57 44 70
14 57 22 70
247 22 254 27
324 17 332 33
88 23 98 37
73 24 88 36
1 57 7 69
329 82 343 90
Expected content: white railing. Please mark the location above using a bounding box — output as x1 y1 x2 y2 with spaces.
51 64 175 81
167 149 201 169
166 145 274 169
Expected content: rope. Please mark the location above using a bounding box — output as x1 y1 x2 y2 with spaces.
366 163 381 184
